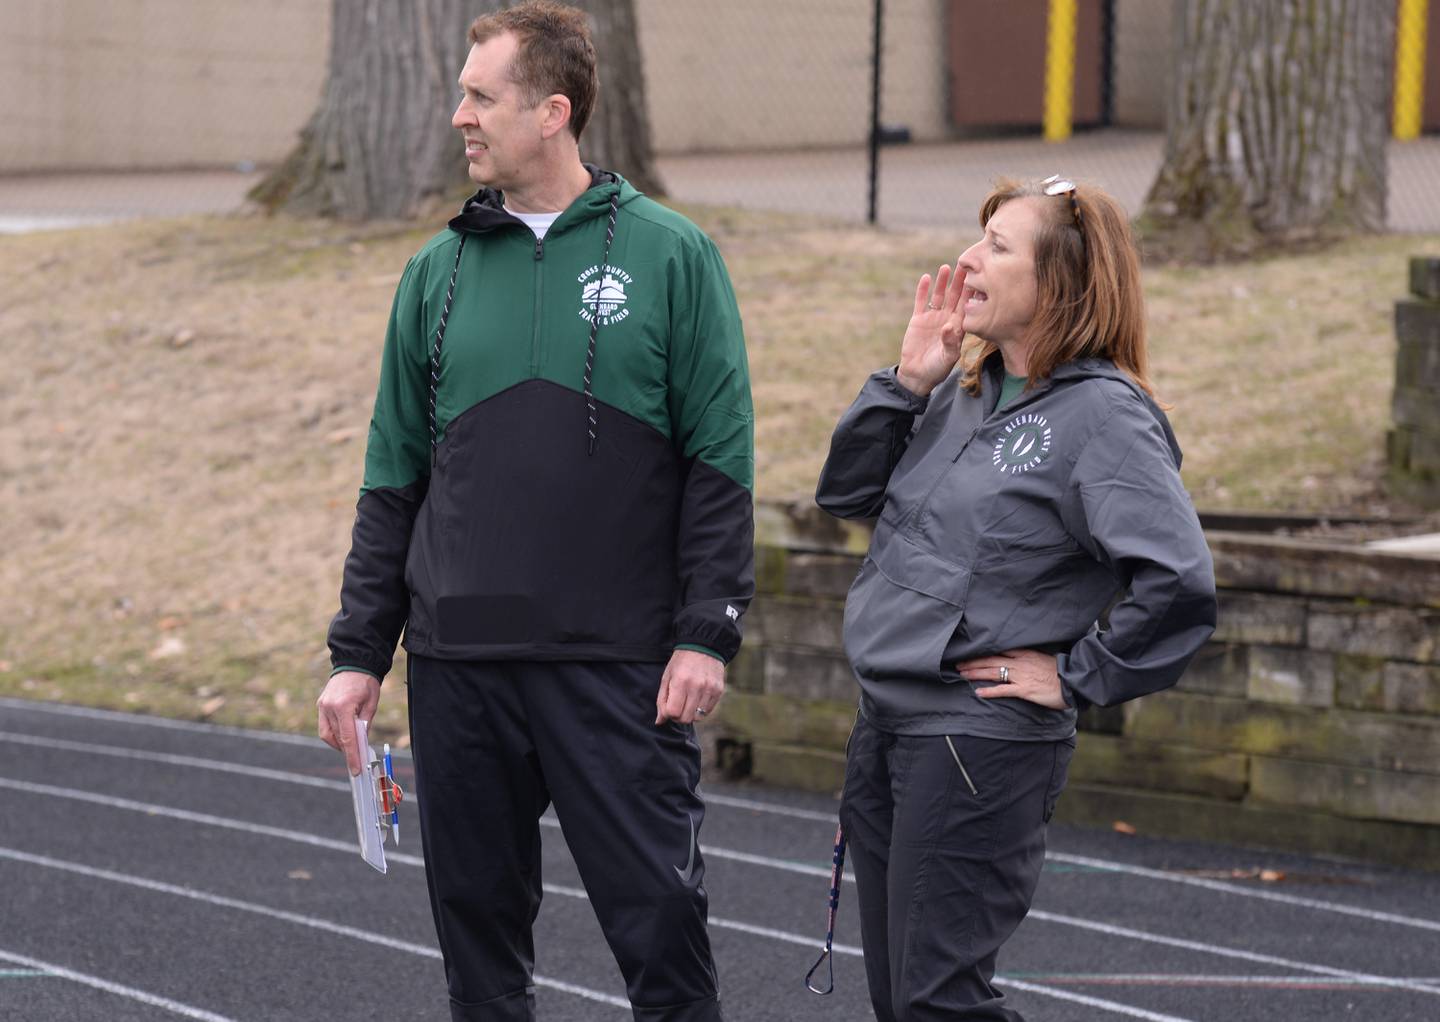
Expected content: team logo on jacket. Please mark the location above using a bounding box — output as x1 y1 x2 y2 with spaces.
577 263 633 325
993 413 1053 474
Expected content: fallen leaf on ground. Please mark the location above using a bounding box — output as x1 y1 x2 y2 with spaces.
1113 821 1137 836
148 636 186 659
200 695 226 717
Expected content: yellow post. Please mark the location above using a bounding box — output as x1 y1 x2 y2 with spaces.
1044 0 1079 142
1395 0 1429 141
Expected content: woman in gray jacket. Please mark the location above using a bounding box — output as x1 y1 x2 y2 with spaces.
815 177 1217 1021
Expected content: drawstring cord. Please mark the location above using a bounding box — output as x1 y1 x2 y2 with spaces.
582 190 622 455
428 185 619 465
429 235 468 465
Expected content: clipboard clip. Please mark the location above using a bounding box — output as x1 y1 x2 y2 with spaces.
350 719 403 873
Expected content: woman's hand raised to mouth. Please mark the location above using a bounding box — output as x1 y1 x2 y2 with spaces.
897 261 967 399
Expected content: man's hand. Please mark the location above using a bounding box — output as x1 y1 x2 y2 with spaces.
317 670 382 775
655 649 725 726
956 649 1067 710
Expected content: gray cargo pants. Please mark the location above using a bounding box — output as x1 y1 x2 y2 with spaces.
839 714 1074 1021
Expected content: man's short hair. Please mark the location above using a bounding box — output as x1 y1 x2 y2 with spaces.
468 1 599 140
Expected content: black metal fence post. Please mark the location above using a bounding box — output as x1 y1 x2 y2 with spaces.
867 0 884 224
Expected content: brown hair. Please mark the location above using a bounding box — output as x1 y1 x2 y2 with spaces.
958 177 1154 398
468 1 599 139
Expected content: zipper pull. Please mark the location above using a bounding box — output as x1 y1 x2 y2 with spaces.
534 237 543 260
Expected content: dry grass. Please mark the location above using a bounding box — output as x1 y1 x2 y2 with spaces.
2 205 1436 737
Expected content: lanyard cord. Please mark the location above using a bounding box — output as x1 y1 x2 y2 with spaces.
804 823 848 995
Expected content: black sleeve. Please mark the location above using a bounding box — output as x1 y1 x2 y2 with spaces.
327 255 433 682
327 484 425 681
815 367 929 520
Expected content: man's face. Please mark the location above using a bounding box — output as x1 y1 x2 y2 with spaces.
452 33 545 192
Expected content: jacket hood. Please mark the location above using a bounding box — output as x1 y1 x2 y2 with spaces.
447 165 640 235
985 353 1182 467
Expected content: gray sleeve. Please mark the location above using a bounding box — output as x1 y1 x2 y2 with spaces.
1056 401 1218 709
815 367 929 520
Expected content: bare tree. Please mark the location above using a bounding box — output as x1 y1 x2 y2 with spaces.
251 0 661 220
1141 0 1396 261
577 0 663 196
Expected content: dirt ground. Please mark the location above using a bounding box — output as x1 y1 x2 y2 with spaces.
1 205 1436 740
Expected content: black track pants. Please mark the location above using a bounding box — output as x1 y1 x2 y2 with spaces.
839 715 1074 1022
407 655 723 1022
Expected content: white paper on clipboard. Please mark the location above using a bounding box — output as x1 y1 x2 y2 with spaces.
350 718 387 873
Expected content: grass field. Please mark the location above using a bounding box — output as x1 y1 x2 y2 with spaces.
2 205 1436 741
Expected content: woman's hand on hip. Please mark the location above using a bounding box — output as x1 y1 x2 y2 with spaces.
956 650 1067 710
896 261 967 399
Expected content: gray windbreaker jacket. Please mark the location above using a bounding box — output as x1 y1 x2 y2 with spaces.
816 356 1217 739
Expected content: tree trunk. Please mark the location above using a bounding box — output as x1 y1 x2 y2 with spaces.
575 0 664 196
1141 0 1395 262
250 0 479 220
251 0 662 220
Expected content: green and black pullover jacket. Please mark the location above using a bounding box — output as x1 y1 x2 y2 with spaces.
328 168 755 681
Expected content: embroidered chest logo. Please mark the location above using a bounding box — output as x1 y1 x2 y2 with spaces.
993 413 1054 475
577 263 633 326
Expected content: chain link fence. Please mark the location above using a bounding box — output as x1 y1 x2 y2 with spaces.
1 0 1438 233
648 0 1440 234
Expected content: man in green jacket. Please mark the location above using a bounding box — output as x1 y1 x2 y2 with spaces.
316 4 753 1019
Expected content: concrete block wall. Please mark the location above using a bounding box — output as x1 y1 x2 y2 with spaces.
711 504 1440 869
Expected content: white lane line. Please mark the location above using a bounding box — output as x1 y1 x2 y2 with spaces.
0 807 1182 1022
1008 974 1440 988
0 697 334 749
702 789 1440 939
1028 910 1440 997
0 731 348 791
1047 852 1440 936
2 780 1403 1021
996 978 1197 1022
0 847 631 1012
11 728 1440 940
0 947 238 1022
0 777 425 865
702 792 838 823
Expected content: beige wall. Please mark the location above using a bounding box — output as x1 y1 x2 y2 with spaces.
0 0 329 173
1 0 1168 173
1113 0 1174 128
637 0 949 154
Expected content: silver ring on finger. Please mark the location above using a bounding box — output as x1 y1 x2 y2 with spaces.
998 665 1009 683
926 302 938 310
695 706 709 717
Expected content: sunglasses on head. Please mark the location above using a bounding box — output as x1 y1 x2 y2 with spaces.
1041 175 1085 240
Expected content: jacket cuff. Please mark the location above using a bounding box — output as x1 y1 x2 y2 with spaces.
329 663 385 684
882 366 933 411
674 618 741 664
675 643 725 663
1054 653 1091 712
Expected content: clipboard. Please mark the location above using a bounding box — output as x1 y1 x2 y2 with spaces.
350 718 388 873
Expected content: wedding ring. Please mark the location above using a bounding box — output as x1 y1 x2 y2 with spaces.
999 666 1009 683
696 707 709 717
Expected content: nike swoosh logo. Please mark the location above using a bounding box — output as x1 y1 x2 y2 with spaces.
673 813 697 884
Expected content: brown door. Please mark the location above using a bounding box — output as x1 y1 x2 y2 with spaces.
947 0 1105 129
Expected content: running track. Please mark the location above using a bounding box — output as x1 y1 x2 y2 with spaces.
2 696 1439 1021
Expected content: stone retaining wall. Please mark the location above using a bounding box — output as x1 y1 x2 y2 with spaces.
710 503 1440 869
